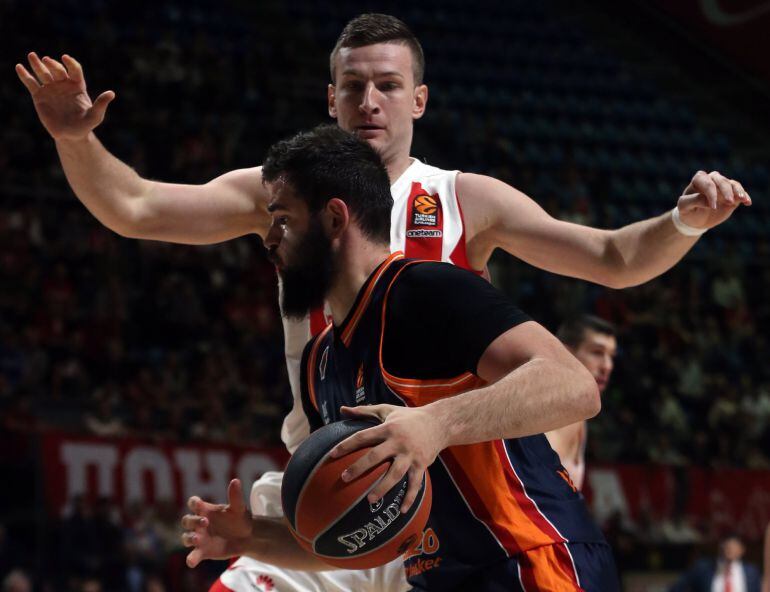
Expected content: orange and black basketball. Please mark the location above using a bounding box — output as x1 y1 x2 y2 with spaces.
414 195 438 215
281 419 432 569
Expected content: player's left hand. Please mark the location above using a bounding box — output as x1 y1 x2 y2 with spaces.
180 479 253 567
676 170 751 230
330 404 447 515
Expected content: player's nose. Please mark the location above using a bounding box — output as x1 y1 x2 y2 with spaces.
264 224 282 252
359 82 380 115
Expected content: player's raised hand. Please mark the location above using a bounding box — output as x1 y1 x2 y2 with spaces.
332 404 446 515
676 170 751 231
181 479 253 568
15 52 115 141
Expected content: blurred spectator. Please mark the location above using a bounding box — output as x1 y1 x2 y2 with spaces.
1 570 32 592
124 503 163 592
668 533 760 592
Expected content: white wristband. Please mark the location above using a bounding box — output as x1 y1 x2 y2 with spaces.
671 207 707 237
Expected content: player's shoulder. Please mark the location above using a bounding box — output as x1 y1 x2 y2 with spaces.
408 158 460 180
394 260 486 294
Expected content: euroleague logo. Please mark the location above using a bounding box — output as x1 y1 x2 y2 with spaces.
411 194 439 227
355 364 366 404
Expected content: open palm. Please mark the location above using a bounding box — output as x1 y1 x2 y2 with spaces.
16 52 114 141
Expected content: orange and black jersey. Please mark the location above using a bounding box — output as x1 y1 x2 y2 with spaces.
299 253 607 591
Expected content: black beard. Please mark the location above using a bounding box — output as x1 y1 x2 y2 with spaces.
278 218 334 320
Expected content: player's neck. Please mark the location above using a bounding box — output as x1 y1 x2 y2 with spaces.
327 236 390 326
385 153 414 184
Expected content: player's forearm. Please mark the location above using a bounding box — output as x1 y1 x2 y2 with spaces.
55 132 153 236
429 357 599 448
240 515 335 571
604 210 698 289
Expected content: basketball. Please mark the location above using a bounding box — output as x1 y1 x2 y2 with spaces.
281 419 432 569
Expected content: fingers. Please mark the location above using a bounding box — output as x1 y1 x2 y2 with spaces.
399 467 424 515
42 56 68 81
181 531 197 548
28 52 53 84
710 171 736 205
15 64 40 93
341 443 392 483
226 478 245 512
330 424 385 458
185 547 203 568
365 457 409 504
61 54 84 82
180 514 209 531
690 171 751 209
730 179 752 205
187 495 222 516
87 90 116 126
340 404 389 421
690 170 718 209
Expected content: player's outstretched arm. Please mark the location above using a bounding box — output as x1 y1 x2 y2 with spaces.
17 53 270 243
181 479 332 571
459 171 751 289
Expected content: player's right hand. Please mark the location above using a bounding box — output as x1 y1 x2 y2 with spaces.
16 52 115 141
181 479 253 568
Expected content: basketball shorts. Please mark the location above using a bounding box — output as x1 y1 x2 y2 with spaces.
437 541 619 592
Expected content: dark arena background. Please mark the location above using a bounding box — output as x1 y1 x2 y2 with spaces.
2 1 770 590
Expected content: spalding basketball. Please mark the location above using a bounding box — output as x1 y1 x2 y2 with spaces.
281 419 432 569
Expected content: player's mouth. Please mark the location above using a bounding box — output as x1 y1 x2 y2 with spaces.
355 125 385 138
267 249 283 270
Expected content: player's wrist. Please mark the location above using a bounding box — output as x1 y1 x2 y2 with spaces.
54 130 97 147
670 206 707 237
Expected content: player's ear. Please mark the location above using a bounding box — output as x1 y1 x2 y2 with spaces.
412 84 428 120
324 198 349 239
328 84 338 118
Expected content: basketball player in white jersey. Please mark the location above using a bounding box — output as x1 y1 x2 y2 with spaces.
18 13 751 592
546 315 618 491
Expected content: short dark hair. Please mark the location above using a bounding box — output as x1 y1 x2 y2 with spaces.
330 13 425 84
557 315 617 348
262 124 392 244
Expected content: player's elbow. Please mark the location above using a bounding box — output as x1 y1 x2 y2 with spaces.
574 366 601 420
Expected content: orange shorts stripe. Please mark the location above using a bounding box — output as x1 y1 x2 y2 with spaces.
519 544 583 592
444 443 561 553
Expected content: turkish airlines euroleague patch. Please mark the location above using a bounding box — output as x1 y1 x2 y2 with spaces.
405 182 443 260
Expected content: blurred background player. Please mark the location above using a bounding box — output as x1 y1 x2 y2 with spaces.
668 533 760 592
546 315 617 490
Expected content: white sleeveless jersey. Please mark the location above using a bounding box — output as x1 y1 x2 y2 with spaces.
280 159 477 453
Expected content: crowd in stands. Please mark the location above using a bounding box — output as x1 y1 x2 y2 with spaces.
2 0 769 589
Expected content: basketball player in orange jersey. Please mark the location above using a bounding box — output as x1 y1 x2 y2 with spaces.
17 13 751 592
546 316 617 491
184 123 618 590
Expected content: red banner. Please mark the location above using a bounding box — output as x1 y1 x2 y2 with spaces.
584 464 770 541
40 432 290 517
650 0 770 83
37 433 770 541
